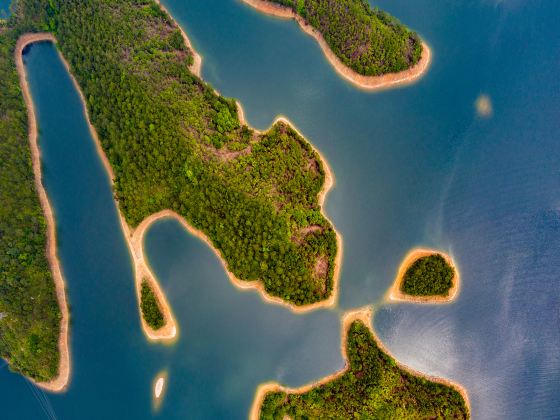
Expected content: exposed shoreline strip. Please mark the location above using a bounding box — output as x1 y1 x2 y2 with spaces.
241 0 431 91
386 248 461 304
250 307 470 419
15 33 70 392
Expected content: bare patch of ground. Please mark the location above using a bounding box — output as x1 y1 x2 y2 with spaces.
291 224 323 245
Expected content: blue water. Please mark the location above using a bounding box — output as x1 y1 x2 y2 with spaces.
1 0 559 418
0 0 10 18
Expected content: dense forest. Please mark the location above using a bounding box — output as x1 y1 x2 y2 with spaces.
0 24 61 380
259 319 469 419
401 254 455 296
140 280 164 330
268 0 423 76
12 0 338 307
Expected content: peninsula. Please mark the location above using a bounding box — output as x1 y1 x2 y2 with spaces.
388 248 461 303
242 0 431 90
252 308 470 419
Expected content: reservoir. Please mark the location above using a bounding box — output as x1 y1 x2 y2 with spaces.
1 0 559 418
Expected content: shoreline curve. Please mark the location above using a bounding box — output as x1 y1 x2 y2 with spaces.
386 248 461 304
15 33 70 392
249 307 470 419
241 0 431 91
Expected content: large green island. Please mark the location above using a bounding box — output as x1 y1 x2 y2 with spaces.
39 0 339 307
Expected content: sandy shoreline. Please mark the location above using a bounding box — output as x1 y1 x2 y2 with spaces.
15 33 70 392
250 307 470 419
241 0 431 91
154 0 201 77
386 248 461 304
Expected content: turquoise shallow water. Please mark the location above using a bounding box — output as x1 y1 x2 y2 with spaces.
1 0 559 418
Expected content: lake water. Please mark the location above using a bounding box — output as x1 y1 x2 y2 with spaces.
1 0 559 418
0 0 10 18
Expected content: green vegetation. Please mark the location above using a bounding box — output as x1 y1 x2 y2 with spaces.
140 280 164 330
259 319 469 419
13 0 337 306
401 254 455 297
0 28 61 381
267 0 423 76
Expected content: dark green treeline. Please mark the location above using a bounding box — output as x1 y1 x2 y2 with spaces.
401 254 455 297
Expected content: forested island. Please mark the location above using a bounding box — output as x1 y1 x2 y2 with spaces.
389 249 460 303
253 309 469 419
243 0 430 89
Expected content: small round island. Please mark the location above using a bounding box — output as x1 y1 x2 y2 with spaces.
388 249 460 303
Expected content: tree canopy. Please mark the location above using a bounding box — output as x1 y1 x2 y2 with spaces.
0 0 342 381
401 254 455 297
140 280 164 330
